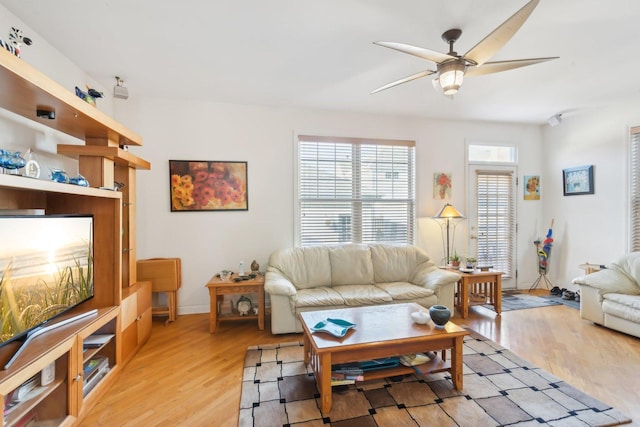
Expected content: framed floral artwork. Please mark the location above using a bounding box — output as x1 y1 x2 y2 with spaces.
563 165 594 196
524 175 540 200
169 160 248 211
434 172 452 200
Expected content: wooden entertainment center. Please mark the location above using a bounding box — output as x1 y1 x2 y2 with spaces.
0 47 151 426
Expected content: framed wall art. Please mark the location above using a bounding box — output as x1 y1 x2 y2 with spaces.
524 175 540 200
433 172 452 200
562 165 594 196
169 160 248 211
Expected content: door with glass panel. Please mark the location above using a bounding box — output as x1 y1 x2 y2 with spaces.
467 165 517 289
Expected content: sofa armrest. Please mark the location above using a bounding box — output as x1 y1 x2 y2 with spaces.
576 283 605 324
264 270 298 296
572 268 640 296
411 265 460 290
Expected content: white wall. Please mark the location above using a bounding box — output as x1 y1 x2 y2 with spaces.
1 2 556 314
0 5 114 175
543 99 638 289
116 97 545 313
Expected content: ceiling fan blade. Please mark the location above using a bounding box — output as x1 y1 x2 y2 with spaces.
371 70 436 94
463 0 540 66
374 41 454 64
464 57 558 77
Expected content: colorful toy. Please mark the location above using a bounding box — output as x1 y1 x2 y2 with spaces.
530 219 554 290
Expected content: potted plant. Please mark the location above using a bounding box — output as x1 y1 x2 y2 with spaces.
465 257 477 269
449 251 461 267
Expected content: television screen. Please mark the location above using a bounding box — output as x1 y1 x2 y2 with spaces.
0 215 94 348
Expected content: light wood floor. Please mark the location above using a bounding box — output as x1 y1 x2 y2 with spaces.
81 295 640 426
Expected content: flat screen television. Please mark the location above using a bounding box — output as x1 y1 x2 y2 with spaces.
0 214 94 363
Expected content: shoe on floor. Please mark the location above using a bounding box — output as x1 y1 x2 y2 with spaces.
562 290 575 300
574 290 580 302
550 286 562 296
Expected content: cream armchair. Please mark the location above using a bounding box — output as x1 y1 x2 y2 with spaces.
572 252 640 338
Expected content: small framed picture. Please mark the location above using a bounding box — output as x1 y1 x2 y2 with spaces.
524 175 540 200
563 165 594 196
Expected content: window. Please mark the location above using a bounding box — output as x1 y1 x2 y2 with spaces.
475 170 515 277
297 135 415 246
630 127 640 251
468 144 517 163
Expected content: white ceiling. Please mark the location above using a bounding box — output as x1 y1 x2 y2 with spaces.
2 0 640 125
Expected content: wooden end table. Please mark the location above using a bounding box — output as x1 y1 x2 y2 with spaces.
450 269 503 318
205 274 265 333
578 263 602 275
299 303 468 415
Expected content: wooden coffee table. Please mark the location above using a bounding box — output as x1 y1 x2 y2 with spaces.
299 303 469 415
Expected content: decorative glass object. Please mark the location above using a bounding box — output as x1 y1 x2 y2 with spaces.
50 169 69 183
69 174 90 187
24 148 40 178
0 150 26 174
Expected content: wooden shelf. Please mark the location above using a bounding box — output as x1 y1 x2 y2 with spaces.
0 45 150 425
0 173 122 199
218 313 259 321
57 145 151 170
0 308 118 388
0 47 142 147
332 356 451 387
4 378 66 426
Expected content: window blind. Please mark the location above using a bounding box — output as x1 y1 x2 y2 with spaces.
631 127 640 251
297 135 415 247
475 170 514 277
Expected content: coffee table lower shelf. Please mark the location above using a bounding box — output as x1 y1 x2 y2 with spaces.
330 356 451 386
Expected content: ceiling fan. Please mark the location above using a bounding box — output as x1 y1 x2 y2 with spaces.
372 0 558 97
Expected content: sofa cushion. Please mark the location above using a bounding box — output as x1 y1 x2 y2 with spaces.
610 252 640 293
268 247 331 289
602 293 640 323
573 268 640 296
332 285 392 306
375 282 435 300
369 244 430 283
295 287 345 308
329 244 374 286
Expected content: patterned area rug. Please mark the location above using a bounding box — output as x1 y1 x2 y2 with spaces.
482 293 562 312
239 334 631 427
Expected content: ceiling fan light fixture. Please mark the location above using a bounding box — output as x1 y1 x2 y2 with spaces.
438 60 465 95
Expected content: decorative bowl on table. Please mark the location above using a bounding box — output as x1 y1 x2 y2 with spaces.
429 305 451 328
411 310 431 324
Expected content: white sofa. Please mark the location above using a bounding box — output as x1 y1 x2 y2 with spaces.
572 252 640 339
264 244 460 334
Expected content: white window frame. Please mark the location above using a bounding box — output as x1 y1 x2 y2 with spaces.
630 126 640 251
295 135 416 247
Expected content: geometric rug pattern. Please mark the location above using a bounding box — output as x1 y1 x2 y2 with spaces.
239 332 631 426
